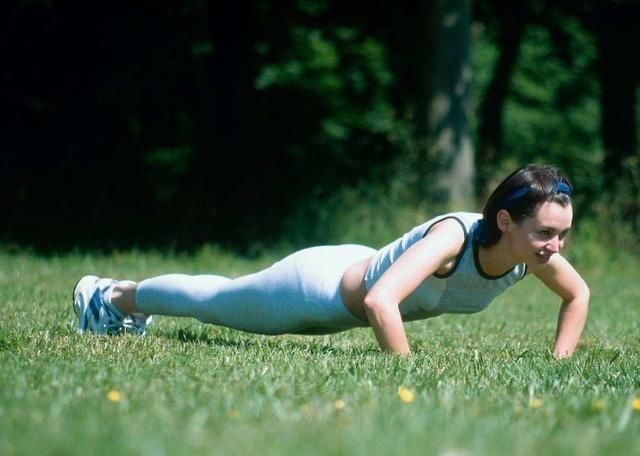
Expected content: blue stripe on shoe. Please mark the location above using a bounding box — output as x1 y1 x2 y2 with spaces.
88 290 102 321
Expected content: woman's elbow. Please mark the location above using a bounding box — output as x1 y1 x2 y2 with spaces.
567 276 590 304
363 296 382 314
363 294 396 315
566 283 590 312
577 282 590 304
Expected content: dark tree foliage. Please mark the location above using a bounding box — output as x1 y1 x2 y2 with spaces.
3 1 209 247
591 1 640 228
1 0 638 250
474 0 639 233
1 1 404 249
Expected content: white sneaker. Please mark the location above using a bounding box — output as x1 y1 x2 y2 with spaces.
72 275 152 335
123 313 153 335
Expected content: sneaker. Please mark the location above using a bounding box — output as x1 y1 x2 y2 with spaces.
72 275 152 335
123 312 153 335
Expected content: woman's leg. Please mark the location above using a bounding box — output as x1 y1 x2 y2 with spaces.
110 245 374 335
132 267 305 335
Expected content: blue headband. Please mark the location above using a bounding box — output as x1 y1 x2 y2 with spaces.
503 181 572 205
552 181 572 196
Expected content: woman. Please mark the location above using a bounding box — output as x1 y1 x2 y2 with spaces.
73 164 589 358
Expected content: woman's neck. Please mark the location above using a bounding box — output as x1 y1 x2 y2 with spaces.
477 239 519 277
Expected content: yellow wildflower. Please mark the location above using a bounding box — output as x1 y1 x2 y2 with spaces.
107 390 121 402
592 399 604 411
398 386 415 404
529 398 542 409
632 398 640 411
334 399 346 411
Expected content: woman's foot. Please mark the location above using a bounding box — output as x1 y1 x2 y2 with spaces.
72 275 152 335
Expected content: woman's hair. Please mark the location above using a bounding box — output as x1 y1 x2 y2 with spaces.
478 164 573 247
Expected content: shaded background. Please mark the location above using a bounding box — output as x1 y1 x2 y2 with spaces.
2 0 639 251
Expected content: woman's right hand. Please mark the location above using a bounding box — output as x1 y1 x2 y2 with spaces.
363 219 466 353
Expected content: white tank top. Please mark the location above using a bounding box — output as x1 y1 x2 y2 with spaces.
363 212 527 321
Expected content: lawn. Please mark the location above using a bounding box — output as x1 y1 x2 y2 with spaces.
1 243 639 455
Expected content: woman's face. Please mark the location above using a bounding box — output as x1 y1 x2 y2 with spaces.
502 201 573 265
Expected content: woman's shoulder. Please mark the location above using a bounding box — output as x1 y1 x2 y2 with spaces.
419 212 480 250
423 212 482 234
396 212 482 250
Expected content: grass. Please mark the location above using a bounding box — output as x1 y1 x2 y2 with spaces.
1 243 639 455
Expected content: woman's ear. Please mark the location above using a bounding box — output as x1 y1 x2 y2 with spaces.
496 209 513 233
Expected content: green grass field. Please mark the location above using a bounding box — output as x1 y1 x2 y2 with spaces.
1 243 639 455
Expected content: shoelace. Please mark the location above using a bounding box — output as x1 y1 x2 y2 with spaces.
91 288 125 334
99 307 124 334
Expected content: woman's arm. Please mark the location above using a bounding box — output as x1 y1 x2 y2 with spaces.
533 254 590 359
364 220 466 354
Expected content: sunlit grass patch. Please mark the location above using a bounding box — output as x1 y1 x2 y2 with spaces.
1 247 639 455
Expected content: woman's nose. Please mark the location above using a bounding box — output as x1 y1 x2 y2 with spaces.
547 237 562 253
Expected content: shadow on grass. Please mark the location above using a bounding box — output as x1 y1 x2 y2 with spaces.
158 326 377 356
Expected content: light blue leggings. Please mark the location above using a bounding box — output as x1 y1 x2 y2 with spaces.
136 244 374 335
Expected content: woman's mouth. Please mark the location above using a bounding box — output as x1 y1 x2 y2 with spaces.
535 251 552 263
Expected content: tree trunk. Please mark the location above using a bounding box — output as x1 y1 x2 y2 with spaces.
416 0 475 210
476 2 527 200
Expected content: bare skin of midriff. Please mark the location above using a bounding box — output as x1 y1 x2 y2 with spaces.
339 256 372 323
